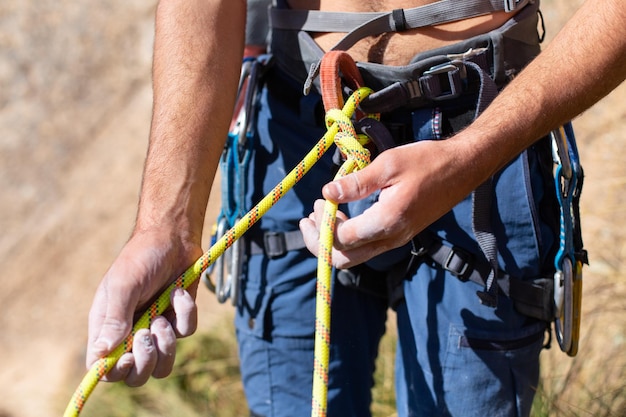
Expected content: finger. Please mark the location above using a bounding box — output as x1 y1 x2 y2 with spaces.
101 352 134 383
329 236 403 269
169 287 198 337
125 328 158 387
335 191 412 248
335 206 390 245
299 215 321 257
151 316 178 378
299 199 329 257
87 276 136 368
312 199 326 226
322 162 383 204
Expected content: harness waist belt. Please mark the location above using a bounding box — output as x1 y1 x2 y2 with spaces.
269 0 541 94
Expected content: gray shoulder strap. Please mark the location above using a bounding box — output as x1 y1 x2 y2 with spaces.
271 0 531 52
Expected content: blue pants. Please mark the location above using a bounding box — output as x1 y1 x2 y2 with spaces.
233 64 551 416
235 71 387 416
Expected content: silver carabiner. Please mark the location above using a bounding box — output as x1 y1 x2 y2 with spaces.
205 55 272 305
202 217 232 303
553 257 573 353
202 216 244 305
227 217 245 306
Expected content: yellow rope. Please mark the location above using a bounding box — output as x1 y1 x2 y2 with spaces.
63 86 374 417
311 101 376 417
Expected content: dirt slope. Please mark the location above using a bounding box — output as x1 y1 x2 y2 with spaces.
1 2 228 415
0 1 624 416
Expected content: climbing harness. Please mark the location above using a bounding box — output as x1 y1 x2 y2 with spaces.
62 51 375 417
551 123 585 356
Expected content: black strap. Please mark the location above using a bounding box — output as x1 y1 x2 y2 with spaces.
358 48 492 114
414 230 555 322
248 230 307 258
460 328 545 351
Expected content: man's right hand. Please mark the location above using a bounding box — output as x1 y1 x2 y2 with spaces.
86 228 202 386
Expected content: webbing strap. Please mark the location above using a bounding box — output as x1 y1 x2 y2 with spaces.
270 0 531 52
296 0 531 95
415 230 555 322
466 60 500 307
473 180 499 306
248 230 307 258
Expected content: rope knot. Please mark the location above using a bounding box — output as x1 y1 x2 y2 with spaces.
323 88 376 173
334 132 370 170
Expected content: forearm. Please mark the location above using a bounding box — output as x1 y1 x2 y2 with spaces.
136 0 245 244
457 0 626 182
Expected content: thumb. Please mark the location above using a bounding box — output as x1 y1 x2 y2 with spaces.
322 162 382 204
86 280 135 368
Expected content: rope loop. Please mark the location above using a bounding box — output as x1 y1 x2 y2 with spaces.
324 87 376 173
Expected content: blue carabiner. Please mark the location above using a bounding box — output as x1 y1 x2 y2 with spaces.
205 55 272 304
551 123 584 356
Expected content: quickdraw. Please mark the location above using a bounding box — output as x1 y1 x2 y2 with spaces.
551 123 585 357
63 51 376 417
203 55 270 305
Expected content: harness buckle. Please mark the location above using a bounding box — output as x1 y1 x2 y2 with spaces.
264 231 288 259
443 245 473 282
421 61 465 101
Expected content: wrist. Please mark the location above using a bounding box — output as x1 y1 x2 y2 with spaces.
134 179 208 248
129 221 203 269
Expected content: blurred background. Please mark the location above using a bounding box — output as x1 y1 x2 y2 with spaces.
1 1 624 416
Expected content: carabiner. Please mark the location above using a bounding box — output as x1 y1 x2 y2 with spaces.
203 216 230 301
204 55 273 304
551 124 583 356
227 217 244 306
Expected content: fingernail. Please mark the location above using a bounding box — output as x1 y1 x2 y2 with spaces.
326 182 343 200
118 353 134 370
141 333 153 348
93 337 113 353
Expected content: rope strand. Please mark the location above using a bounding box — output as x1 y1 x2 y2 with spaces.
311 90 375 417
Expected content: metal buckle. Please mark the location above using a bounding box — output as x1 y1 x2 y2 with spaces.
264 231 287 259
421 61 465 101
443 246 473 281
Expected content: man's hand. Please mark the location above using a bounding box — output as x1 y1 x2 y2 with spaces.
86 228 202 386
299 139 483 269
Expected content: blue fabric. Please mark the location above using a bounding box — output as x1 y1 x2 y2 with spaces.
233 61 554 416
235 78 388 417
393 104 550 417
